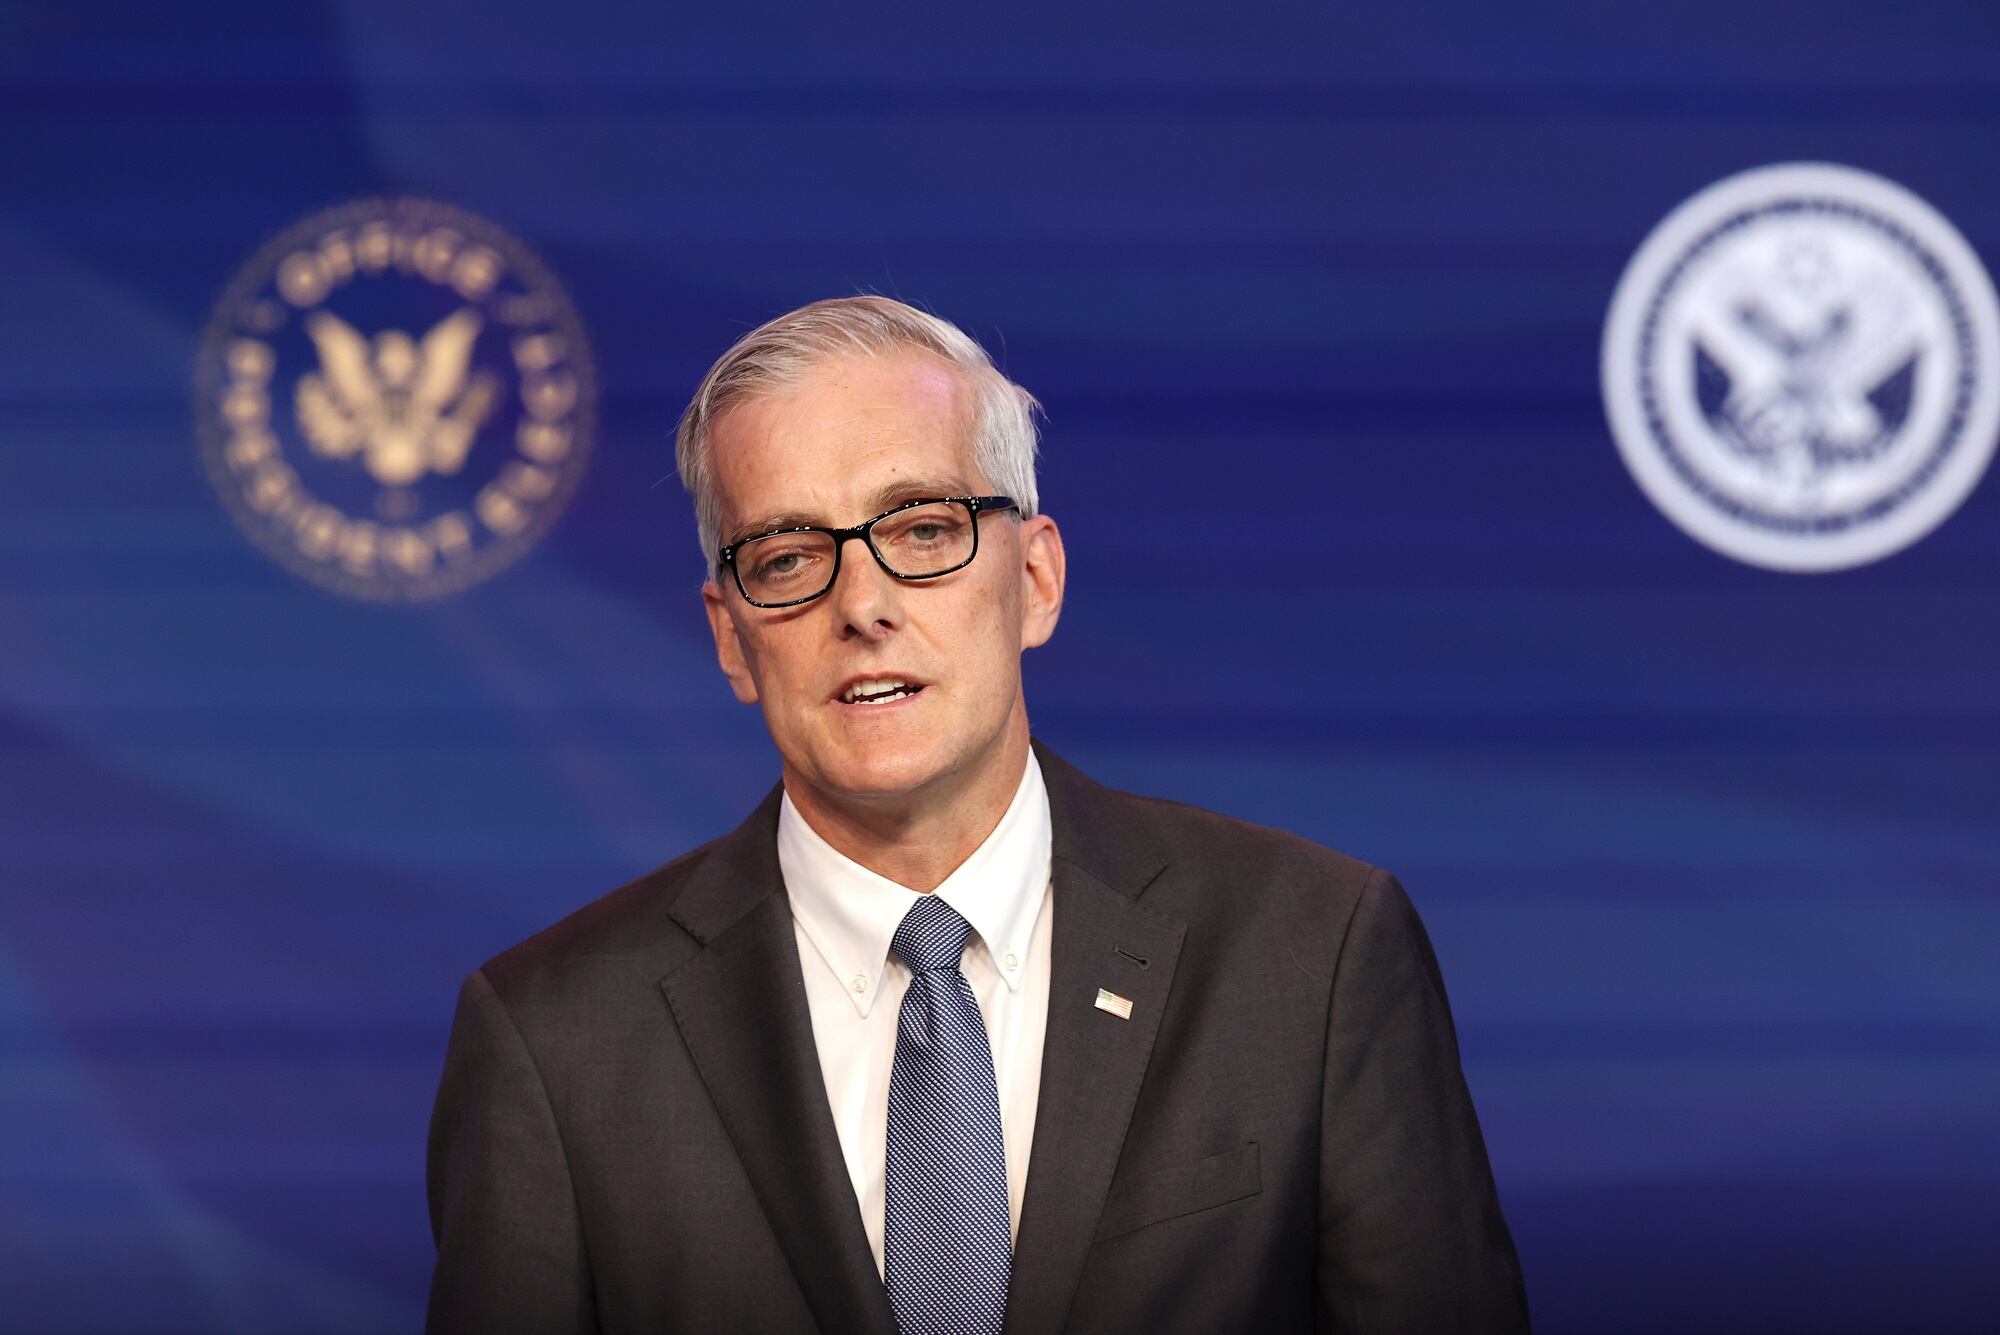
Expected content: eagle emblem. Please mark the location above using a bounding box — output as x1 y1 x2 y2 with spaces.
1601 163 2000 571
197 197 596 599
1689 240 1919 501
295 308 501 486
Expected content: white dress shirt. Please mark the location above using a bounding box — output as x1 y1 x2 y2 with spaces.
778 750 1053 1279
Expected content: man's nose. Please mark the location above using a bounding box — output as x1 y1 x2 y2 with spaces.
827 533 901 637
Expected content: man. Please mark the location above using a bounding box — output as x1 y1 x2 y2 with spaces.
426 296 1530 1333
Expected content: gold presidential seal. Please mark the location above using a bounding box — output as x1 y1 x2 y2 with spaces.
195 198 596 599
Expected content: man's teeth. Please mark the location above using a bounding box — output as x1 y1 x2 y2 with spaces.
842 679 920 704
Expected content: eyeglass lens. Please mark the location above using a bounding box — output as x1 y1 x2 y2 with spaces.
734 500 976 604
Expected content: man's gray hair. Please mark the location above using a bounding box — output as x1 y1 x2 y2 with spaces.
674 295 1042 573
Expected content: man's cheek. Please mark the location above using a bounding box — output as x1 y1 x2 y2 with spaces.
730 629 771 704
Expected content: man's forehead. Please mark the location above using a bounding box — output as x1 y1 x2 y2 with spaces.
710 351 985 534
727 349 970 445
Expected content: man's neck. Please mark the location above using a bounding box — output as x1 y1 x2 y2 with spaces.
781 722 1032 893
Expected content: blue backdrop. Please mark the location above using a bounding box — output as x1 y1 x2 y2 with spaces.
3 2 1997 1330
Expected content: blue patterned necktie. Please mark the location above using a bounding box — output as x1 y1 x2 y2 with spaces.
883 896 1012 1335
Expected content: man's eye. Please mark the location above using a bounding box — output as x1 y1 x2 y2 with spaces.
908 523 945 542
755 550 813 579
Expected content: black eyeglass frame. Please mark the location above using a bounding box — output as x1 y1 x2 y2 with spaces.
717 494 1020 608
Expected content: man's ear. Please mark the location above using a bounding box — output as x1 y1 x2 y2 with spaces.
702 580 761 704
1017 513 1066 650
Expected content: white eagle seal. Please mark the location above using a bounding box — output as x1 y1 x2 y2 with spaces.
1602 163 2000 571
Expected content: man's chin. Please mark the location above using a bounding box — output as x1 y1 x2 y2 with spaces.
823 753 944 802
795 736 956 805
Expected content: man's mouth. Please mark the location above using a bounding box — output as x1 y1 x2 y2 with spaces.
838 678 927 706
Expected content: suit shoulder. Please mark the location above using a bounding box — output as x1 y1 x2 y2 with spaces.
1078 779 1403 983
1094 780 1380 903
473 833 723 1004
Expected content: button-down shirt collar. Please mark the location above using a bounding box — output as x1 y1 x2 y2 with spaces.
778 751 1050 1019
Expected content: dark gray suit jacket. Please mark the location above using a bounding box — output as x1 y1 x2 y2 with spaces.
427 737 1529 1333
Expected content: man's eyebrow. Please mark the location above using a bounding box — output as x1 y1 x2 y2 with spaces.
724 477 975 547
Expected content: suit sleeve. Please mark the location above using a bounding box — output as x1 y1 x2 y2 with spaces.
426 968 598 1335
1315 868 1531 1333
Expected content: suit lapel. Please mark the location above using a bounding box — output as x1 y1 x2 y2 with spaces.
658 785 897 1335
1005 740 1186 1335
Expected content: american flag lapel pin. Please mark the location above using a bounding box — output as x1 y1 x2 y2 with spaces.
1094 987 1134 1021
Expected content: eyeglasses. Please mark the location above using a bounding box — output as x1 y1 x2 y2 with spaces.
718 495 1020 608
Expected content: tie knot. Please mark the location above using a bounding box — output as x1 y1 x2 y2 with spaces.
890 896 973 974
